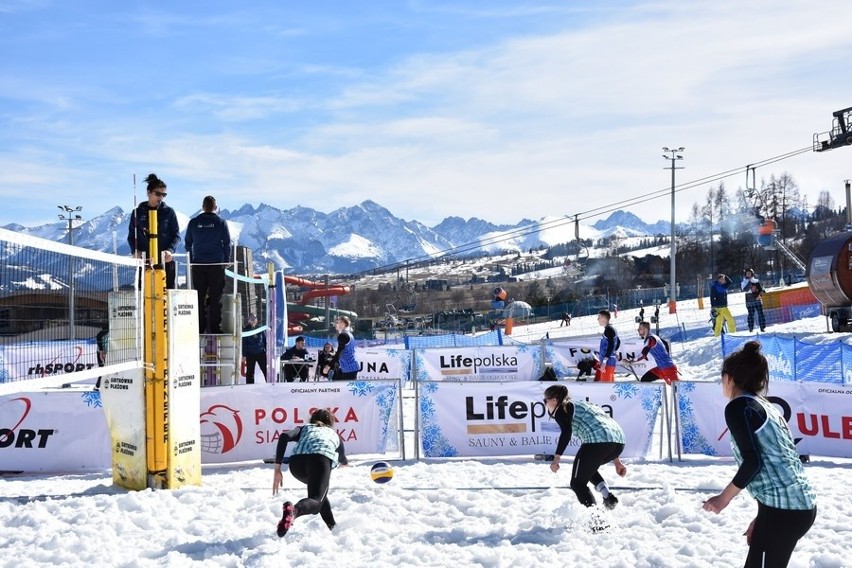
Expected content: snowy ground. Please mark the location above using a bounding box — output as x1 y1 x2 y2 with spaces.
2 300 851 567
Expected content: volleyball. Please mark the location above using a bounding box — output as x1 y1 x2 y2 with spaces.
370 461 394 484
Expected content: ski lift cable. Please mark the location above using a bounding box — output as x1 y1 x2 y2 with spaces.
349 145 814 277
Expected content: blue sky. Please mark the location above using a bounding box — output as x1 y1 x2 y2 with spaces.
1 0 851 228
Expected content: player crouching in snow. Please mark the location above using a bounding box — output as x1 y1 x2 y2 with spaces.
272 408 348 537
635 322 679 384
543 385 627 510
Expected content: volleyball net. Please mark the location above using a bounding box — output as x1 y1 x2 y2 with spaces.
0 227 145 395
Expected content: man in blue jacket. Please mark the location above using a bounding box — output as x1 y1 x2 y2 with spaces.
185 196 231 334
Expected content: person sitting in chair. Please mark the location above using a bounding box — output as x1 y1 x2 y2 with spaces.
316 342 336 380
282 336 311 382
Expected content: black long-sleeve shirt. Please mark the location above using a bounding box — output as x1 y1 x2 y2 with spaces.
274 426 348 465
725 396 767 489
551 404 575 456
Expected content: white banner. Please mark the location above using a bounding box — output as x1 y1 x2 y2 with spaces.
547 336 660 379
0 389 110 472
354 348 410 381
167 290 201 486
199 380 399 463
676 381 852 458
101 292 147 488
0 341 98 384
418 381 662 459
416 346 541 381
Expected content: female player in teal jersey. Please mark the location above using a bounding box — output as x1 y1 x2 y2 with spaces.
703 341 816 567
272 408 348 536
543 384 627 508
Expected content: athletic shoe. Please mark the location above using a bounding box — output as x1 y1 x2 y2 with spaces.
602 493 619 510
277 501 295 537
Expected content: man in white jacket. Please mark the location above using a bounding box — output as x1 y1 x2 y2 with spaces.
741 269 766 332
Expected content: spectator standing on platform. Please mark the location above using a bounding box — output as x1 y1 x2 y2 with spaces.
273 408 348 537
741 269 766 333
326 316 359 381
543 384 627 510
282 336 311 382
185 196 231 334
242 314 267 384
703 341 816 567
597 310 620 382
710 273 737 337
636 322 678 384
128 173 180 289
316 342 336 380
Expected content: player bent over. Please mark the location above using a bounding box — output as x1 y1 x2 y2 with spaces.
272 408 348 537
543 384 627 509
636 322 679 384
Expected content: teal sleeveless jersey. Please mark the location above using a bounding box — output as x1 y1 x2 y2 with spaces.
292 424 341 467
730 395 816 510
571 400 625 444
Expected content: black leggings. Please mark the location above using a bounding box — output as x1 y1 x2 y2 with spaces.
745 502 816 568
288 454 335 527
570 442 624 507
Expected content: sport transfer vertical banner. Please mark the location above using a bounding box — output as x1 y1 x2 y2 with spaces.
166 290 201 487
101 292 146 489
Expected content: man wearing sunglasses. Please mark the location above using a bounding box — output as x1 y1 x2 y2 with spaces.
127 173 181 289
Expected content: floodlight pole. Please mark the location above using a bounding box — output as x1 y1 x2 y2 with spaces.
58 205 83 340
662 148 685 314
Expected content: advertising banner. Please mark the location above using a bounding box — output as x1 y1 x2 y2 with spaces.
415 345 541 382
677 381 852 458
0 341 98 385
354 348 410 381
0 389 110 472
101 291 147 488
546 336 660 380
198 380 399 463
418 381 662 459
166 290 201 487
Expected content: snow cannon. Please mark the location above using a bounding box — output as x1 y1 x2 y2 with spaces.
492 287 506 309
806 231 852 332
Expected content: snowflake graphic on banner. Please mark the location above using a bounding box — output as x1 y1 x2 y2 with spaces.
418 383 458 457
348 381 375 397
373 383 399 452
614 383 640 399
81 390 102 408
414 351 430 382
675 383 716 455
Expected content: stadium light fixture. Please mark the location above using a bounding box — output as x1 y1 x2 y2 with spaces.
662 148 685 314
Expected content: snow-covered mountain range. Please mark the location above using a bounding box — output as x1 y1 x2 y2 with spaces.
3 201 670 274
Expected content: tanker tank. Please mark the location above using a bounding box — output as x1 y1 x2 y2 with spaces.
806 231 852 331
